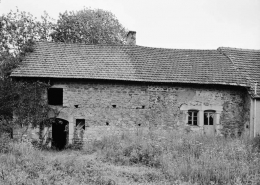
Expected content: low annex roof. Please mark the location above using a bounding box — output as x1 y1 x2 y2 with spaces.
218 47 260 98
11 42 251 88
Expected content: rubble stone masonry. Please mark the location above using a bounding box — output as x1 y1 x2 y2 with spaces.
46 80 250 146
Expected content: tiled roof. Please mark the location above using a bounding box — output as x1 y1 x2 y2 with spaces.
11 42 249 88
218 47 260 98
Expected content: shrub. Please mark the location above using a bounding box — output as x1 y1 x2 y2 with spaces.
0 133 12 153
92 129 163 167
31 139 51 150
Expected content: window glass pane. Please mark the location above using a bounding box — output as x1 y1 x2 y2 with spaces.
209 116 214 125
76 119 85 130
204 113 208 125
188 111 192 121
188 110 199 126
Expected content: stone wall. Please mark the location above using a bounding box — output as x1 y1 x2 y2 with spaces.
242 93 251 137
45 80 249 146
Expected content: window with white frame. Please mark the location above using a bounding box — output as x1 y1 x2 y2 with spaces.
204 110 215 125
188 110 198 126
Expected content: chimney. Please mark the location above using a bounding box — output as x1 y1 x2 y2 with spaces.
126 31 136 45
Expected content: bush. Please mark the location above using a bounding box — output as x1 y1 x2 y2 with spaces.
92 130 163 167
121 141 162 167
0 133 12 153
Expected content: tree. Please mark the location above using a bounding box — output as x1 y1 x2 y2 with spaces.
0 7 128 141
0 9 54 78
0 9 53 139
51 7 127 44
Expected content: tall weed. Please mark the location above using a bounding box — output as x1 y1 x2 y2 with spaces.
90 128 260 184
0 133 12 153
0 141 114 184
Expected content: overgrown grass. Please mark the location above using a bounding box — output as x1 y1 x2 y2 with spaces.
0 141 115 185
1 129 260 184
0 133 12 153
86 128 260 185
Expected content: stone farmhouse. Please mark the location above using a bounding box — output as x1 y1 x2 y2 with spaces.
11 32 260 149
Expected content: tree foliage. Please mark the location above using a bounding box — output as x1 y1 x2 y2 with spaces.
51 8 127 44
0 7 128 139
0 80 51 138
0 10 53 138
0 9 54 78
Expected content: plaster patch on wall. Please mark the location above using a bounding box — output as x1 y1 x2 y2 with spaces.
177 90 196 102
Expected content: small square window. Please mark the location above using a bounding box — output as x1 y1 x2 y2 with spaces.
48 88 63 105
76 119 85 130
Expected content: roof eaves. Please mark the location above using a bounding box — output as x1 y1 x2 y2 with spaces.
10 74 252 88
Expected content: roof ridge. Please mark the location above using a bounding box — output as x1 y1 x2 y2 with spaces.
218 47 260 52
35 41 218 51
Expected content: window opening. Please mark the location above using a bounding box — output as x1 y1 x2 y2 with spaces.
112 105 116 108
188 110 198 126
204 111 215 125
106 121 109 126
76 119 85 130
48 88 63 105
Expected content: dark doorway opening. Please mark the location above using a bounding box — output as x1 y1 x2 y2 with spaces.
52 118 68 150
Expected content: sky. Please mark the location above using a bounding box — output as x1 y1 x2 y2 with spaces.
0 0 260 50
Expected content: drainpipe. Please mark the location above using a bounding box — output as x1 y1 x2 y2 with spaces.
254 82 257 137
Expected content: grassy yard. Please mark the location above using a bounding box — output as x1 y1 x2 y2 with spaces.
1 129 260 185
